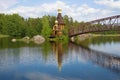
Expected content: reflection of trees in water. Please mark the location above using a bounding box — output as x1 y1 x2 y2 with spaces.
0 37 40 49
0 38 120 72
79 36 120 47
0 40 67 71
69 42 120 72
0 48 20 69
91 36 120 45
41 42 52 61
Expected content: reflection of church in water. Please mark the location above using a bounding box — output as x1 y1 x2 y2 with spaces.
52 42 63 71
52 8 65 71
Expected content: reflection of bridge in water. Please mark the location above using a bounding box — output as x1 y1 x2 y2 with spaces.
69 42 120 72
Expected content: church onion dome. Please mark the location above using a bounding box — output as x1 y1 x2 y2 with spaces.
55 20 58 24
57 8 65 25
58 8 62 13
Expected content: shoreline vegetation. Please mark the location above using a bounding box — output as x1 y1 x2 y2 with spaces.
0 33 120 44
70 33 120 48
11 35 45 44
93 33 120 36
71 33 120 42
11 33 120 44
1 34 120 38
0 34 9 38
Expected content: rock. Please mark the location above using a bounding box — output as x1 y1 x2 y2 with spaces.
71 37 75 42
23 36 30 40
23 39 30 44
77 34 92 41
11 39 16 42
33 35 45 44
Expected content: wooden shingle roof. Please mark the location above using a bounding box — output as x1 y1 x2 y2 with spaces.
57 13 65 25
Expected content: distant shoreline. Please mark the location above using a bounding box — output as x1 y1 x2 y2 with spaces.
0 33 120 39
0 34 9 38
92 34 120 37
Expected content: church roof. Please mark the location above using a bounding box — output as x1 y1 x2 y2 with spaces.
57 12 65 25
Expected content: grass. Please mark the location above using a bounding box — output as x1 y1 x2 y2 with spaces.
0 34 9 38
49 35 69 42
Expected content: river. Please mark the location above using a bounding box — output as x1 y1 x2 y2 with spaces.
0 36 120 80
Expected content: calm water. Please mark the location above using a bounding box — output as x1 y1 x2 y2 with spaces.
0 36 120 80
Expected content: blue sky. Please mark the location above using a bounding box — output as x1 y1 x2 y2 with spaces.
0 0 120 21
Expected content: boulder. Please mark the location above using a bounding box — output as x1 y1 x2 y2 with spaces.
11 39 16 42
70 37 75 42
23 36 30 40
33 35 45 44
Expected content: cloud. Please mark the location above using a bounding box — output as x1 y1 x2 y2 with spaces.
14 72 81 80
20 72 65 80
0 0 18 10
59 2 113 21
3 1 64 17
25 72 58 80
94 0 120 9
0 1 115 21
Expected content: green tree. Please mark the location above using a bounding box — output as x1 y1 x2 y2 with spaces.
48 15 56 28
41 16 52 38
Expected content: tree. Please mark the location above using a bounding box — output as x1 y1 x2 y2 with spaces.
41 16 52 38
48 15 56 28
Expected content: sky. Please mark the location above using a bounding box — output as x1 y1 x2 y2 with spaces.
0 0 120 21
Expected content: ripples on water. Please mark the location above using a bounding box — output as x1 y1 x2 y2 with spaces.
0 37 120 80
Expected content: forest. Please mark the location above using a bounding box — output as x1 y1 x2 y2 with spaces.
0 13 80 38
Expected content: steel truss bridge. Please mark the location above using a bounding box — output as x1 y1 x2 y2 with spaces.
69 15 120 37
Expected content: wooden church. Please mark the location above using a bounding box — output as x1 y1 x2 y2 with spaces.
51 8 65 37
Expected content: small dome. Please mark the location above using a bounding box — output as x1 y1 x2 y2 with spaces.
55 20 58 24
